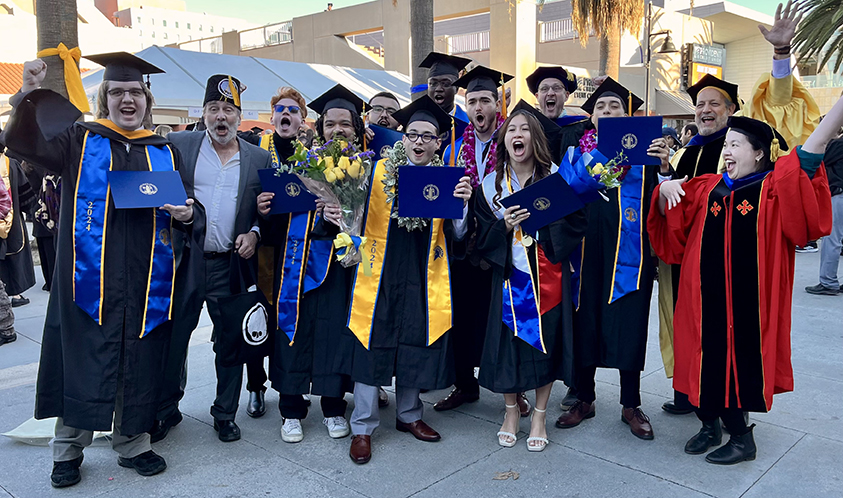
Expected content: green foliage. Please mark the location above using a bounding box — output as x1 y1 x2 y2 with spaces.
794 0 843 71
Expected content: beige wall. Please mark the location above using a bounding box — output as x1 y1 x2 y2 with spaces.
723 35 773 101
808 87 843 115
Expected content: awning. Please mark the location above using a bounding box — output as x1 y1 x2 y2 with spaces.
655 89 694 118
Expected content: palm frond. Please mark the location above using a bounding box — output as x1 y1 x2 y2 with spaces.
793 0 843 72
571 0 644 47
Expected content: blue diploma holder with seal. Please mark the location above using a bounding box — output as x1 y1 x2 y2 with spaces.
397 166 465 219
108 170 188 209
258 169 318 214
499 173 584 234
597 116 663 166
368 124 405 160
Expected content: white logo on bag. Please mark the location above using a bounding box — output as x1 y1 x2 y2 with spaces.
241 302 268 346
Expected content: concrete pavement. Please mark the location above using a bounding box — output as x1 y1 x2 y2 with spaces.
0 251 840 498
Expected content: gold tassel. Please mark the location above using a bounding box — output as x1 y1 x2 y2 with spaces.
767 122 781 162
500 72 508 120
227 76 240 107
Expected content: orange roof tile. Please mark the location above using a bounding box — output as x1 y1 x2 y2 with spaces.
0 63 23 95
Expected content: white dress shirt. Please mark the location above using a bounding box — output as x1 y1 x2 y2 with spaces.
194 133 241 252
474 132 495 184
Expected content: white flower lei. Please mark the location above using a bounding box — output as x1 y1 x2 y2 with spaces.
382 141 445 231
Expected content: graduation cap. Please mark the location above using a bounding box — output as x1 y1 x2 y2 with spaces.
526 66 578 95
392 95 452 134
510 99 564 162
581 77 643 115
687 74 741 111
419 52 471 79
454 65 513 97
727 116 788 162
309 84 365 116
85 51 164 88
204 74 245 110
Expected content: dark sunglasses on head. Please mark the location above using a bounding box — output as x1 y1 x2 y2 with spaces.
274 104 301 114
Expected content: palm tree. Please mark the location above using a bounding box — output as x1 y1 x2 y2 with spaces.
36 0 80 98
569 0 645 78
410 0 434 100
792 0 843 71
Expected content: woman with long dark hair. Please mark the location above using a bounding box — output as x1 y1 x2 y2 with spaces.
474 109 587 451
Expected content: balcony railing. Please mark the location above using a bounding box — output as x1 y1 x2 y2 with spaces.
801 73 843 88
179 36 223 54
449 31 490 54
540 18 577 42
240 21 293 51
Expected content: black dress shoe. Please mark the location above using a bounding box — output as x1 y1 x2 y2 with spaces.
11 296 29 307
149 411 183 443
685 419 722 454
213 419 241 442
662 400 695 415
50 455 83 488
433 388 479 411
0 333 16 347
706 424 757 465
246 390 266 418
118 450 167 476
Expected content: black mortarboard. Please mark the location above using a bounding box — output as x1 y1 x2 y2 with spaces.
510 99 564 162
204 74 245 110
526 66 578 94
453 65 513 96
85 52 164 85
687 74 741 111
581 77 643 115
419 52 471 79
309 84 365 116
727 116 788 162
392 95 453 134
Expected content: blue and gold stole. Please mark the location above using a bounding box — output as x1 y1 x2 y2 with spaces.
481 165 563 353
559 145 645 308
73 128 176 338
346 158 453 349
259 134 331 344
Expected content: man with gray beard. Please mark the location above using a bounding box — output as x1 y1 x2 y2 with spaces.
150 74 270 443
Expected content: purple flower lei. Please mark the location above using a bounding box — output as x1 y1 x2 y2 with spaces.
462 113 505 188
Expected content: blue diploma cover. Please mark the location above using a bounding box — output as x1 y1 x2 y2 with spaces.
368 124 405 160
258 169 318 214
397 166 465 219
108 170 188 209
499 172 584 234
597 116 663 166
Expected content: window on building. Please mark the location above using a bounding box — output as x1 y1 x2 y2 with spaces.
162 20 167 27
139 30 142 36
151 31 155 38
137 16 141 23
175 21 179 28
163 33 168 39
177 34 181 41
199 24 202 31
150 18 154 25
187 22 191 29
188 35 193 40
210 26 214 33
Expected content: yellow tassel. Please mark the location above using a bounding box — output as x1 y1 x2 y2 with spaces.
227 76 240 107
500 73 508 120
770 137 781 162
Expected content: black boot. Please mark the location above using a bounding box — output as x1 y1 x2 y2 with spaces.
246 390 266 418
706 424 757 465
684 419 722 454
721 411 750 433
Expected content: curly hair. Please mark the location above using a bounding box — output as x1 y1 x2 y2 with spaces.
492 110 553 207
270 86 307 119
315 109 366 146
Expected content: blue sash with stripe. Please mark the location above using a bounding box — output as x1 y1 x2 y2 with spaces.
73 131 176 337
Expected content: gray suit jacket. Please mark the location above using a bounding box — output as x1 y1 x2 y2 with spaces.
169 130 271 297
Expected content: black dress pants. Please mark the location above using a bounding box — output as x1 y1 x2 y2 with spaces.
575 366 642 408
278 394 347 420
696 406 749 435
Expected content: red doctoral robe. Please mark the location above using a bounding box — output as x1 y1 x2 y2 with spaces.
648 152 832 412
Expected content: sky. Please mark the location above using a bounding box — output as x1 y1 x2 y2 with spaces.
185 0 779 27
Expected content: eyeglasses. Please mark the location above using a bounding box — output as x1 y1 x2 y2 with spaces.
274 104 301 114
369 105 398 115
428 78 456 89
538 85 566 94
404 132 438 144
107 88 145 99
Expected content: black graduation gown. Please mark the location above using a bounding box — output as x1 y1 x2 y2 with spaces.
1 91 182 434
574 165 660 372
474 182 587 393
268 213 353 398
558 119 589 161
0 158 36 295
334 218 459 390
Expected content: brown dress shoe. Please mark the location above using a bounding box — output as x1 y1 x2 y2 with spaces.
434 388 479 411
396 419 441 442
622 407 654 440
555 400 595 428
517 392 533 417
349 435 372 464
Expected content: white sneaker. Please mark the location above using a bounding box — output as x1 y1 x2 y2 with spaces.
281 418 303 443
323 416 350 438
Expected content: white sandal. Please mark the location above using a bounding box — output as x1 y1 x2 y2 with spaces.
497 404 519 447
527 407 548 452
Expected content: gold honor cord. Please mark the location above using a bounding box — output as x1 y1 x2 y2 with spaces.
36 43 90 113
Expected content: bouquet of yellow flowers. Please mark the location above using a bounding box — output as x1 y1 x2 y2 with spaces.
287 136 375 267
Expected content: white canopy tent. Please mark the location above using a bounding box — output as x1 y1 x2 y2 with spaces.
81 46 414 124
